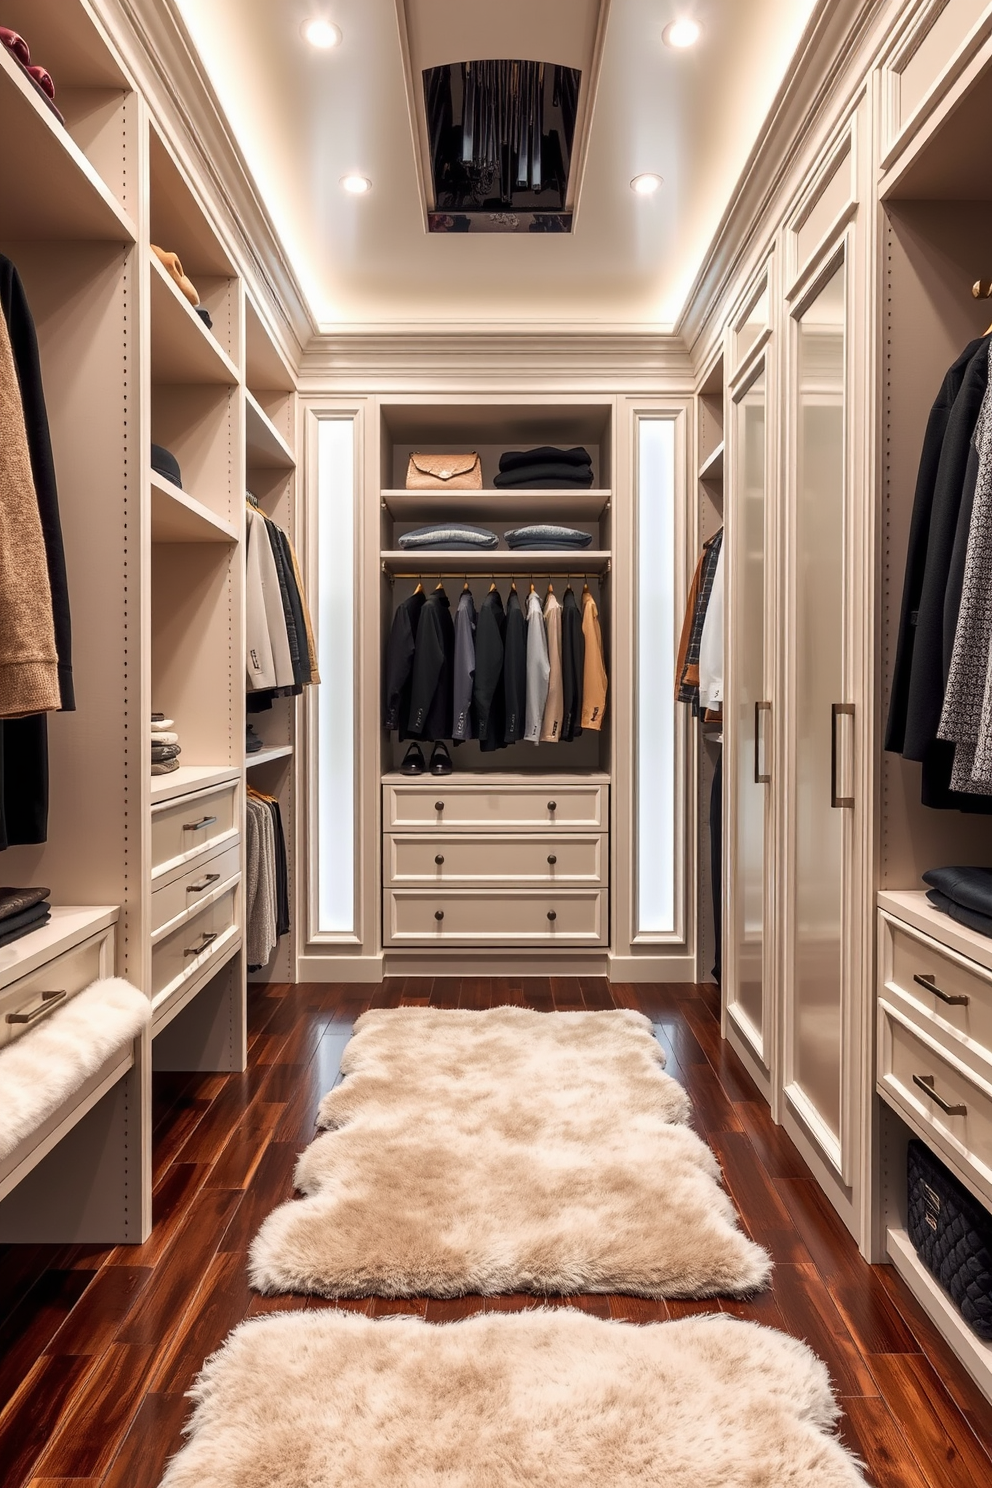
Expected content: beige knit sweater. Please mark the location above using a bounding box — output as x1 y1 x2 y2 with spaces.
0 310 60 717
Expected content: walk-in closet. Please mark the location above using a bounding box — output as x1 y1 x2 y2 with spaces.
2 2 992 1485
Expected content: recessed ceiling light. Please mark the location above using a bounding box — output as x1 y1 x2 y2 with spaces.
663 19 702 48
302 18 342 49
630 173 663 196
340 175 372 195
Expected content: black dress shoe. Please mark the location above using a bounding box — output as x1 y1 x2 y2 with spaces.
430 742 453 775
400 744 426 775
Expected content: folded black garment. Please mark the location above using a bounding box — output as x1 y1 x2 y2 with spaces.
494 462 594 489
926 888 992 939
151 744 181 762
923 866 992 919
499 446 592 472
0 900 50 946
0 886 51 922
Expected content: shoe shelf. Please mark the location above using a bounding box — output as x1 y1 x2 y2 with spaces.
381 490 611 522
246 391 296 470
149 252 240 385
380 550 611 576
150 470 239 544
246 744 294 769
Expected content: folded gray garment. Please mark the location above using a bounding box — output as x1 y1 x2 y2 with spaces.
398 523 499 550
504 525 593 549
151 758 181 775
151 744 182 762
926 888 992 939
922 865 992 918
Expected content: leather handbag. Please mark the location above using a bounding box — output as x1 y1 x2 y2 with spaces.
405 452 483 490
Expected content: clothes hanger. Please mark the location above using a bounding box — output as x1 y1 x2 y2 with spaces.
489 575 498 593
462 575 471 593
413 577 423 594
528 579 536 594
509 575 517 594
434 578 446 593
973 279 992 335
564 573 573 593
545 576 555 597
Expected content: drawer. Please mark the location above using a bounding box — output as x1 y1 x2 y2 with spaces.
385 833 606 886
878 997 992 1207
384 888 606 946
150 840 242 935
151 880 240 1006
0 926 115 1051
151 781 239 879
384 783 607 832
882 913 992 1067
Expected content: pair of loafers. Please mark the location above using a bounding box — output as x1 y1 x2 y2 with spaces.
400 742 452 776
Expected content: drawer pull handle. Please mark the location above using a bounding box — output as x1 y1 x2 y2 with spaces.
6 990 67 1025
547 854 557 865
547 910 557 922
434 910 444 922
912 1073 967 1117
184 931 219 957
434 801 445 813
547 800 557 812
183 815 218 832
188 873 221 894
913 973 968 1007
434 855 444 865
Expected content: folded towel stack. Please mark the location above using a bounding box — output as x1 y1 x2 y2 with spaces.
504 524 593 551
152 712 182 775
923 866 992 939
398 523 499 552
494 446 595 490
0 886 51 948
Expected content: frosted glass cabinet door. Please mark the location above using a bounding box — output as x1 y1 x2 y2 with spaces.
789 263 847 1164
729 369 768 1057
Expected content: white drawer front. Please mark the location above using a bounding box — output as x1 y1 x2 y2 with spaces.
151 781 239 879
0 927 115 1050
878 998 992 1207
384 783 606 832
385 888 605 946
883 914 992 1068
386 833 606 887
151 840 242 935
152 881 240 1006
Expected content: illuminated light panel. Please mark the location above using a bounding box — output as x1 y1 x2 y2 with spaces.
302 18 342 49
340 175 372 194
630 173 663 195
663 19 702 49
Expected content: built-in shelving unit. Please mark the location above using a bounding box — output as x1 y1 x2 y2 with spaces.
380 550 612 576
246 390 295 469
149 253 240 385
698 441 724 482
247 744 294 769
381 490 611 521
150 469 238 544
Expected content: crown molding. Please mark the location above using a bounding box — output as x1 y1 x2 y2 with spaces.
99 0 315 360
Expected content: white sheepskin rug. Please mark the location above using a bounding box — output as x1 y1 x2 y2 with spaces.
159 1308 866 1487
249 1006 770 1298
0 977 149 1163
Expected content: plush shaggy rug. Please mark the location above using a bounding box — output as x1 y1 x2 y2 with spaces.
249 1007 770 1298
158 1309 865 1487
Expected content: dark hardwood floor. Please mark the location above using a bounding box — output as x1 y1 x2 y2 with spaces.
1 977 991 1486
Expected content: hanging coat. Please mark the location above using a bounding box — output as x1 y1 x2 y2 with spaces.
383 589 426 735
503 588 527 743
407 589 455 742
560 586 584 741
473 588 506 751
452 590 477 741
540 590 563 743
524 589 550 743
580 588 608 730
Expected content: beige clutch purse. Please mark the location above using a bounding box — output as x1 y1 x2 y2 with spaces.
406 452 483 490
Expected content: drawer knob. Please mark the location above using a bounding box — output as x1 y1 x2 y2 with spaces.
914 972 969 1007
435 801 445 813
184 931 219 957
547 910 557 922
434 910 444 922
6 989 66 1025
547 800 557 812
435 854 445 865
183 815 218 832
188 873 221 894
547 854 557 865
912 1073 967 1117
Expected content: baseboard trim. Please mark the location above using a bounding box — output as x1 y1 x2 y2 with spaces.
607 954 698 983
297 954 385 983
294 951 701 984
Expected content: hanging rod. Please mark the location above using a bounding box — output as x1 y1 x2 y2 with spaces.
382 562 610 583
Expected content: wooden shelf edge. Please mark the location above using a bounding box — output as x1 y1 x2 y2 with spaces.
245 391 296 470
380 550 611 575
381 490 610 521
150 764 241 804
698 442 725 482
150 470 238 543
149 254 240 385
0 906 119 987
886 1227 992 1400
246 744 294 768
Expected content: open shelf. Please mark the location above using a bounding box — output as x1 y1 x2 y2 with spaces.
150 764 241 804
246 744 293 768
382 490 610 521
245 294 295 394
381 550 611 576
0 906 118 984
887 1226 992 1398
150 470 238 544
149 253 239 385
698 442 725 482
246 391 295 470
0 47 135 242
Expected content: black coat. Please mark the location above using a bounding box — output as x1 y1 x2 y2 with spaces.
560 587 585 741
408 590 454 742
383 589 426 736
474 589 506 751
502 590 526 743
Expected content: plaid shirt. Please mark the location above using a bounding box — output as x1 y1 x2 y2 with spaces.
676 528 723 708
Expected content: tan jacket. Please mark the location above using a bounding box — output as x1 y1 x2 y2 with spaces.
581 588 607 730
0 310 59 718
540 590 563 742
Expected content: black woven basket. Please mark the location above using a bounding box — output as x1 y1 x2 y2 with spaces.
907 1140 992 1340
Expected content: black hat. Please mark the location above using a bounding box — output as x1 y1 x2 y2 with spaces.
151 443 182 489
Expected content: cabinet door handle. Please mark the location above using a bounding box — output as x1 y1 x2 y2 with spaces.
184 931 218 957
6 990 66 1025
547 910 557 922
434 854 444 865
547 800 557 812
913 973 968 1007
912 1073 967 1116
754 701 771 784
434 801 445 813
831 703 854 808
188 873 221 894
434 910 444 922
547 854 557 865
183 815 218 832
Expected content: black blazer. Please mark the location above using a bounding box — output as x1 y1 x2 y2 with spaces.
560 587 585 741
383 589 426 735
474 589 506 751
408 590 454 742
502 589 526 742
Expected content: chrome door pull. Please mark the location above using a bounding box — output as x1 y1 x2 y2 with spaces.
184 931 219 957
912 1073 967 1116
188 873 221 894
183 815 218 832
6 990 67 1024
754 701 771 784
831 703 855 808
913 973 968 1007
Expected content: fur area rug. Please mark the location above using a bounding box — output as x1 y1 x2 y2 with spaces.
249 1006 770 1298
159 1309 866 1487
0 977 149 1162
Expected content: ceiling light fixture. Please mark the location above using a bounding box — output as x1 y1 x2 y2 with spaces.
663 19 702 49
340 174 372 195
630 173 663 196
302 18 342 49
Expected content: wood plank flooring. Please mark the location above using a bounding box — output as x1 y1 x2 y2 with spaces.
1 977 991 1486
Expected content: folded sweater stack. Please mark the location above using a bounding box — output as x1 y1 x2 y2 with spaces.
152 713 181 776
923 866 992 938
494 446 594 490
0 886 50 948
